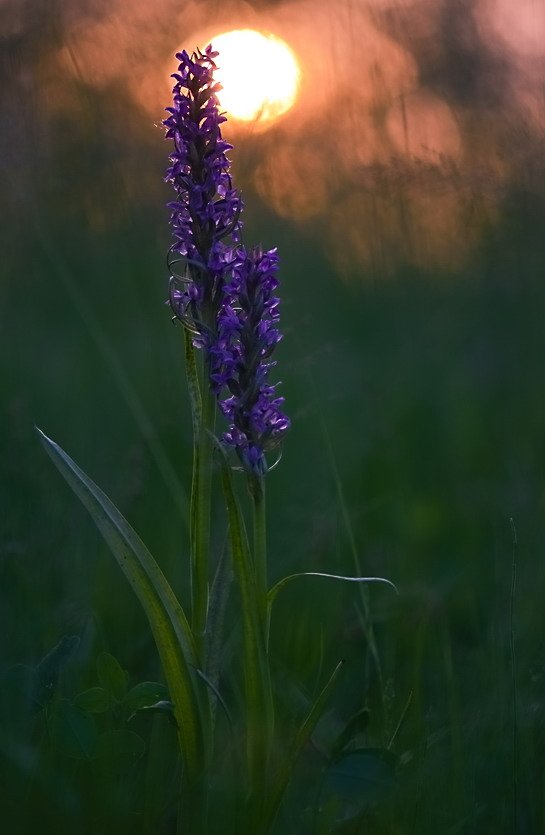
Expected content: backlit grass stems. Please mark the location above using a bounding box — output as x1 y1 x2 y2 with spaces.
38 44 394 835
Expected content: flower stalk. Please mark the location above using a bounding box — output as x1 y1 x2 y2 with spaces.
250 474 268 634
192 363 216 645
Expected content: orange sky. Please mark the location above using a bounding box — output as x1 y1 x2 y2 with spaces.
36 0 545 276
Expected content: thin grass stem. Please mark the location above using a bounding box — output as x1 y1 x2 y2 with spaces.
251 475 268 629
319 401 386 723
304 365 386 722
185 329 201 602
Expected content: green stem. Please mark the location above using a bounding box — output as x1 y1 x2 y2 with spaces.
319 407 386 727
181 332 213 833
251 475 268 628
247 474 275 825
185 328 201 590
192 373 216 655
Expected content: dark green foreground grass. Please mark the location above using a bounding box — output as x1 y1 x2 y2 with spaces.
2 188 545 833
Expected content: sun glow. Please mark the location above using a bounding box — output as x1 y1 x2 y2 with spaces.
210 29 300 124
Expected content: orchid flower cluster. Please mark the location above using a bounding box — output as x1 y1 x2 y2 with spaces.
164 45 289 475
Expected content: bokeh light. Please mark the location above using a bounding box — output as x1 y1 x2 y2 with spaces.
209 29 300 123
5 0 545 276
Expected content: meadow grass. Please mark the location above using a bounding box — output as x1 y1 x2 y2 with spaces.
3 207 545 832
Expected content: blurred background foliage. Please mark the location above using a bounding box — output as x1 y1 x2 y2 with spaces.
2 0 545 832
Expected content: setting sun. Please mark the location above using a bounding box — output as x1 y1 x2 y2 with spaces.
209 29 300 124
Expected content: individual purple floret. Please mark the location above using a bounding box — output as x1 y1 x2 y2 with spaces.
164 45 242 341
210 246 290 476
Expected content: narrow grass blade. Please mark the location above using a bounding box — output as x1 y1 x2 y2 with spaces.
194 667 233 728
264 660 345 831
36 428 204 785
206 544 233 724
268 572 398 608
306 365 387 715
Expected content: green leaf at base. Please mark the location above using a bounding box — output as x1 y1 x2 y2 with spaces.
36 428 205 788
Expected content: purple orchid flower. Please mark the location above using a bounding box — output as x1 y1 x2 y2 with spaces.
165 47 289 474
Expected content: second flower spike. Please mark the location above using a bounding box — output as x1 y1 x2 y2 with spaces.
211 246 290 476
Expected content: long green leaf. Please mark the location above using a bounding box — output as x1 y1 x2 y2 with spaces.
36 428 204 786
